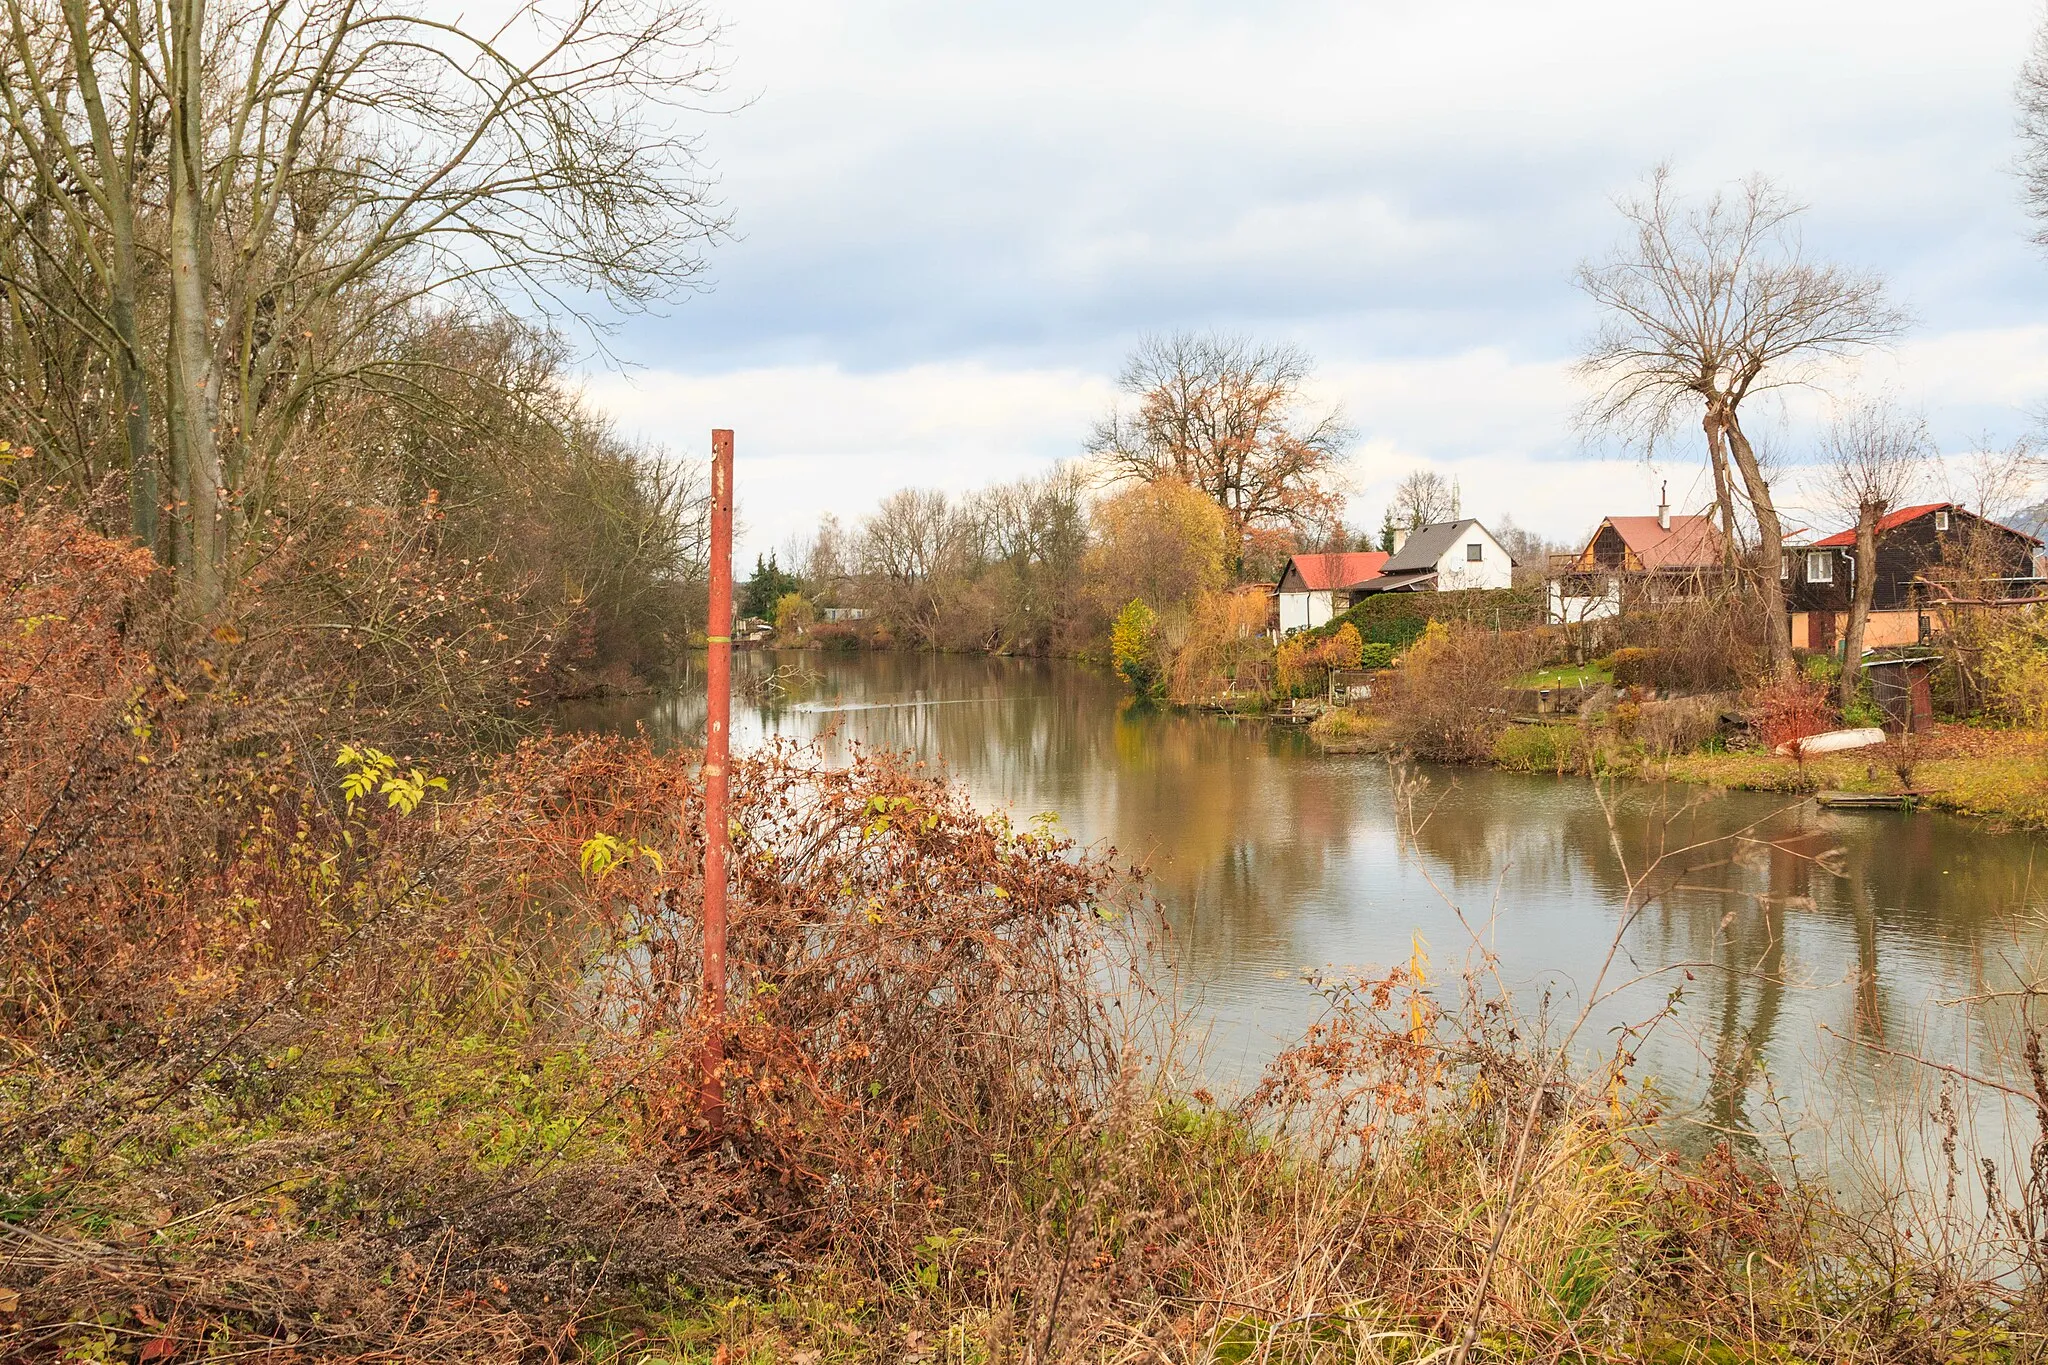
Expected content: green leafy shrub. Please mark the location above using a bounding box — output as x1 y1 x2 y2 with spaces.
1801 653 1841 687
1112 599 1164 698
1323 585 1545 651
1360 641 1395 670
1493 723 1582 774
1981 622 2048 728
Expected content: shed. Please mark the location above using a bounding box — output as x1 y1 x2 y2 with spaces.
1862 656 1937 734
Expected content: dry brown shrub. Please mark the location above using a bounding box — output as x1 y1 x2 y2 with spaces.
1607 593 1766 693
1635 692 1733 756
1 507 1154 1351
1383 621 1540 761
589 739 1148 1267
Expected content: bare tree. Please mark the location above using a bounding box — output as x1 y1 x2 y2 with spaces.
1956 436 2043 524
1490 513 1557 584
859 488 968 645
2018 7 2048 250
1575 168 1907 675
0 0 725 610
1817 399 1930 706
1390 469 1461 530
1087 331 1352 575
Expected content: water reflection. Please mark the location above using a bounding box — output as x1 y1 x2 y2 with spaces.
558 651 2048 1152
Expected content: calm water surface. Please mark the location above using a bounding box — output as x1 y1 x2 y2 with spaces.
561 651 2048 1162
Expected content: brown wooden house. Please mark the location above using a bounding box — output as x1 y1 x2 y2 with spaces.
1784 502 2043 652
1546 495 1728 625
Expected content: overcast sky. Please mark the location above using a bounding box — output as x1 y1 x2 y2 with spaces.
578 0 2048 562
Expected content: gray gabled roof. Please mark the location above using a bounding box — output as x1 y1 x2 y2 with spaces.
1352 569 1438 596
1383 519 1494 573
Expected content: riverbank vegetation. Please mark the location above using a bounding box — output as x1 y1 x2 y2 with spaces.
1299 586 2048 828
17 505 2048 1361
0 0 718 699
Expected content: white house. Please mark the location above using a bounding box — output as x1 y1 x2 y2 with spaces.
1274 551 1390 632
1354 519 1514 596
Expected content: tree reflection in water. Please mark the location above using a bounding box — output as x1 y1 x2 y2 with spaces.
561 651 2048 1156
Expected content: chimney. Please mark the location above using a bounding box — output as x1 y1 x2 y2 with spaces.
1657 482 1670 532
1391 526 1409 554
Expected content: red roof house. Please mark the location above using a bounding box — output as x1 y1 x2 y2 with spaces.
1275 552 1390 632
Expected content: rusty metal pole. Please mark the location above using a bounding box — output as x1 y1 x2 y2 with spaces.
701 428 734 1126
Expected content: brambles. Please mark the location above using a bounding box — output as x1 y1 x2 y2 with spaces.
14 507 2048 1360
1747 672 1836 752
0 508 1146 1348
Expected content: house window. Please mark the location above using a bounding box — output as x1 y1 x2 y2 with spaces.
1780 553 1791 580
1465 542 1483 562
1935 510 1951 532
1806 551 1834 584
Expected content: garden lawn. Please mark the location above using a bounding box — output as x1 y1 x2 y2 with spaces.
1515 663 1612 690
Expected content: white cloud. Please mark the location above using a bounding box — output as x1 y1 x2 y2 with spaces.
574 0 2048 558
582 361 1117 556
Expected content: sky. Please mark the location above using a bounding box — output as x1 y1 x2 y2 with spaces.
577 0 2048 563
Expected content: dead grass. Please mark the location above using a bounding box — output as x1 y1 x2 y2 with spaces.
11 508 2048 1362
1307 706 1395 752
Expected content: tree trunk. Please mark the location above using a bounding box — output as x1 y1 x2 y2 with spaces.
1702 414 1739 567
1839 501 1881 710
1716 406 1794 677
165 0 222 609
61 0 155 552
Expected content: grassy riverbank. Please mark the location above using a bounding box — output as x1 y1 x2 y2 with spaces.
1312 706 2048 828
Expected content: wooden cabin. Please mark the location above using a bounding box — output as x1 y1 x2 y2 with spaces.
1785 502 2043 652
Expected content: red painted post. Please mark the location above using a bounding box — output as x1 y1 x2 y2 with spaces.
701 428 734 1126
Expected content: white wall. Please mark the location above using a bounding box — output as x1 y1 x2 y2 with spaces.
1278 589 1334 633
1548 580 1620 625
1433 526 1514 591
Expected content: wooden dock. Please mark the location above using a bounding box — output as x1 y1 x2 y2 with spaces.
1815 791 1923 811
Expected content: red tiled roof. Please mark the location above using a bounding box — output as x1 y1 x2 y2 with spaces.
1810 502 1954 548
1283 551 1390 591
1598 514 1724 570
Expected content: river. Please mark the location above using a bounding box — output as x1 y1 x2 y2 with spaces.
561 650 2048 1168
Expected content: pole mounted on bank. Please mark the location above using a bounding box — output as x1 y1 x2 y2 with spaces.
701 428 734 1127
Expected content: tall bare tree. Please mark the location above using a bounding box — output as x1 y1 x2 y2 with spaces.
2017 6 2048 249
858 488 967 645
0 0 724 611
1817 399 1929 705
1087 331 1352 576
1575 168 1906 675
1390 469 1461 530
